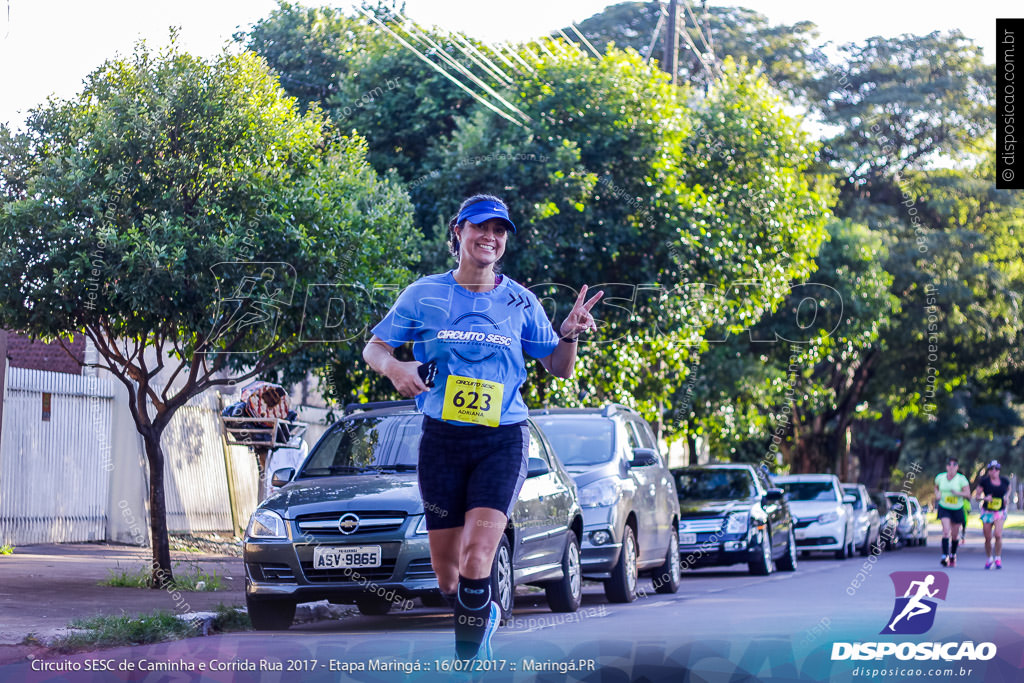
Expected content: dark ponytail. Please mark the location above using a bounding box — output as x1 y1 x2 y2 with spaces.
447 193 508 259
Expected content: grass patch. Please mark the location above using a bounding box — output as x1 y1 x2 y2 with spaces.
51 605 251 653
52 610 200 653
210 603 251 633
100 562 224 591
0 544 14 555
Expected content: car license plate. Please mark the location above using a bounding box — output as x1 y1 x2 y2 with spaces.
681 533 697 545
313 545 382 569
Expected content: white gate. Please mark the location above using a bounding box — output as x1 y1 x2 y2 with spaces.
0 367 115 545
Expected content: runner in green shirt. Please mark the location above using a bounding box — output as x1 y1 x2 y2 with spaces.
933 457 971 567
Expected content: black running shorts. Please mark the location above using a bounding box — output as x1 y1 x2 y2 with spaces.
417 415 529 530
937 505 966 526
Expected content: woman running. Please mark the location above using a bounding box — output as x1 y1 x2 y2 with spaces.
363 194 602 659
975 460 1010 569
934 457 970 567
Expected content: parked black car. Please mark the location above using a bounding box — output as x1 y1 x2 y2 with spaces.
244 401 584 630
671 464 797 575
531 405 681 602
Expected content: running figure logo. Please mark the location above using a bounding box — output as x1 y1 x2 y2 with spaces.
881 571 949 635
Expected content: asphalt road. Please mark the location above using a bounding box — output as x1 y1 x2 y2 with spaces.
5 536 1022 683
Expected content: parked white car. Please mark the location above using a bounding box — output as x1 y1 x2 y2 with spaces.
842 483 883 555
773 474 856 559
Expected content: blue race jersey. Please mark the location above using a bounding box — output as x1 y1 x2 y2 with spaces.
371 271 560 425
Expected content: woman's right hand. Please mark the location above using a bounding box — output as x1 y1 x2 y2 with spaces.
386 360 429 398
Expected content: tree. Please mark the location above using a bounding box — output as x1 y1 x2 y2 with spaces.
0 38 417 585
811 31 994 196
409 51 830 434
679 219 897 472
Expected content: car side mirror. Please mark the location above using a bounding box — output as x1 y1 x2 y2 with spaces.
630 448 659 467
271 468 295 488
527 457 550 478
842 494 857 505
762 488 784 502
868 503 878 512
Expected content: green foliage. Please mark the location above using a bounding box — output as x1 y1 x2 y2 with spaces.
812 31 994 188
0 37 418 387
0 544 13 555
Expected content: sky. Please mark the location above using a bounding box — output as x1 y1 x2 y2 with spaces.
0 0 1016 129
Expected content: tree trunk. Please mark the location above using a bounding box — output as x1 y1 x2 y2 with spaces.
141 428 174 588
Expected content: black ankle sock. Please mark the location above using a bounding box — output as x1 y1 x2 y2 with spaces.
951 539 958 555
942 538 950 555
454 575 492 658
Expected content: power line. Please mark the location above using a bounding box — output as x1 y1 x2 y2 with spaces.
644 5 667 63
681 0 715 61
356 8 526 128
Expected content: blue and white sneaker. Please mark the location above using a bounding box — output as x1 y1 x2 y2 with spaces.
476 601 501 660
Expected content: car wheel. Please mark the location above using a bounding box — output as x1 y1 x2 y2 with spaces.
835 530 850 560
545 532 582 613
246 596 296 631
859 532 871 556
605 524 638 603
920 533 927 547
491 535 514 621
777 527 798 572
654 528 682 594
356 596 393 616
749 528 774 576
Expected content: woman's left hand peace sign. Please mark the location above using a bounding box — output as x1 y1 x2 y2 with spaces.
560 284 604 340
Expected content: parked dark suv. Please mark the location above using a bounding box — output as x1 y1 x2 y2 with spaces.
244 401 584 630
530 405 681 602
671 464 797 575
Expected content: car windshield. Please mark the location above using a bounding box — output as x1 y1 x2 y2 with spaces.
886 495 907 517
534 417 614 466
298 414 421 477
777 481 837 502
674 469 757 500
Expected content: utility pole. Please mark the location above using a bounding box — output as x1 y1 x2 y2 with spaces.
662 0 679 85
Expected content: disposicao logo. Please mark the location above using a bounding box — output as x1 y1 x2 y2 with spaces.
830 570 997 663
881 571 949 635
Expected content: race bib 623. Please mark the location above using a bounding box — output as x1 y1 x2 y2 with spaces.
441 375 503 427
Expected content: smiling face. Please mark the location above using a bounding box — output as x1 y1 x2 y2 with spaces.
946 460 958 476
456 218 508 268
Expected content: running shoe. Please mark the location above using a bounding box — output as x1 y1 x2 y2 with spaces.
477 602 501 660
995 559 1002 569
985 558 993 569
940 555 949 567
949 555 957 567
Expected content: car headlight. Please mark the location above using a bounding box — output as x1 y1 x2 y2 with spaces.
579 478 620 507
415 515 429 535
725 511 750 534
246 509 287 539
817 512 839 524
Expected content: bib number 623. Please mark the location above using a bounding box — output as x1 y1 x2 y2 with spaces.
442 376 503 427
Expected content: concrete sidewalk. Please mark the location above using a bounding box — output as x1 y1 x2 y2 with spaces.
0 542 246 664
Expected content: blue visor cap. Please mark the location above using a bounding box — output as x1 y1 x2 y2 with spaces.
457 201 517 233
